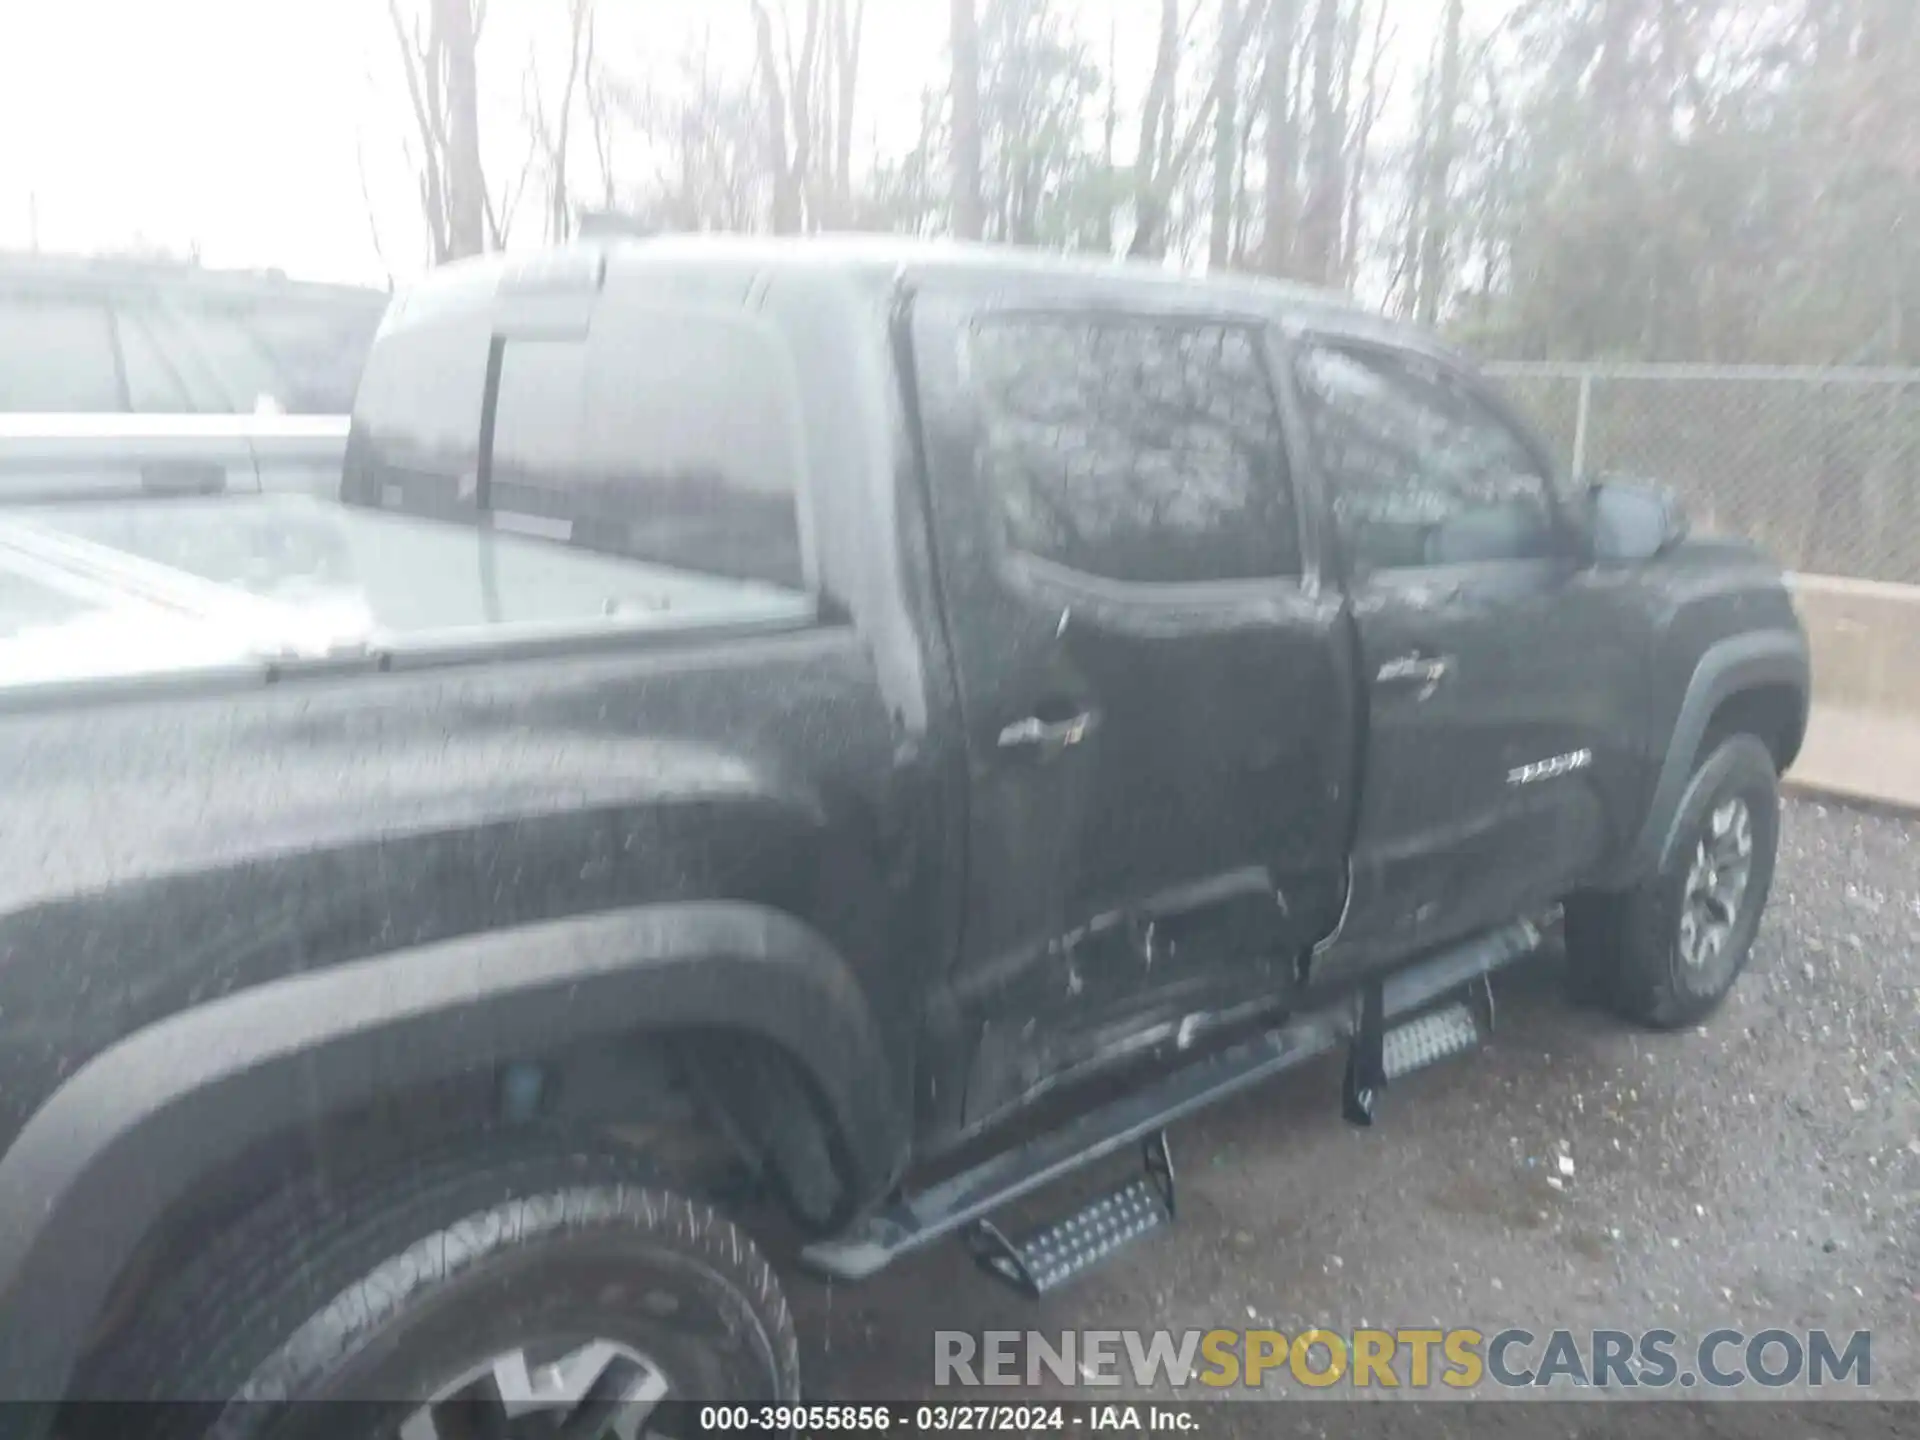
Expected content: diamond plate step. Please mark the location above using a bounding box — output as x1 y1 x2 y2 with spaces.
963 1132 1177 1297
800 921 1540 1284
978 1179 1170 1295
1381 1001 1482 1081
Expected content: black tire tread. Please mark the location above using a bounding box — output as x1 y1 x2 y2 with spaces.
85 1137 800 1416
1566 734 1779 1030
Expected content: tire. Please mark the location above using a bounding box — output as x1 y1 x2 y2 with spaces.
1565 733 1779 1029
83 1139 801 1439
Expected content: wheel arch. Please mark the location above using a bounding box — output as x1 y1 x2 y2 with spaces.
1612 628 1809 888
0 901 906 1409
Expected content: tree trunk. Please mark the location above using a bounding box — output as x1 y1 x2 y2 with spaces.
1232 55 1261 263
434 0 486 259
1262 0 1298 276
748 0 801 232
950 0 985 240
545 0 592 243
1326 0 1358 282
1340 0 1388 288
1298 0 1342 283
832 0 865 225
1417 0 1464 325
1099 18 1119 252
1210 0 1242 269
1128 0 1180 259
791 0 823 228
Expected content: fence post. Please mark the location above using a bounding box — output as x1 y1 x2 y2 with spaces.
1571 371 1593 478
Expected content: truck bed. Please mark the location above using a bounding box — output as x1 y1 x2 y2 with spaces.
0 493 816 698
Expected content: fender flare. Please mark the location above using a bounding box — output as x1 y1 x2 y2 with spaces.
1612 628 1809 887
0 901 905 1406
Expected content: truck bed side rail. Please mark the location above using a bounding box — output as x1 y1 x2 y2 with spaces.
0 413 349 502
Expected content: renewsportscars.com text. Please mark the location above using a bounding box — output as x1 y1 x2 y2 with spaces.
935 1327 1873 1391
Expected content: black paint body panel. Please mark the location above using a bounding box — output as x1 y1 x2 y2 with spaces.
0 239 1808 1406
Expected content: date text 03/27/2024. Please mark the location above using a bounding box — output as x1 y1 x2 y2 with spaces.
692 1404 1187 1433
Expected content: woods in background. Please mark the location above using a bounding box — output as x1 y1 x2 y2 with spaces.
381 0 1919 365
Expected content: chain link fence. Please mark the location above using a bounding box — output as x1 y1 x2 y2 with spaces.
1481 362 1920 585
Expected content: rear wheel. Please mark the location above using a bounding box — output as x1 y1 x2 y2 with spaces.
84 1140 801 1439
1565 734 1779 1029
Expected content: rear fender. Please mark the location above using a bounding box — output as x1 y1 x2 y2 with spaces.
0 901 902 1405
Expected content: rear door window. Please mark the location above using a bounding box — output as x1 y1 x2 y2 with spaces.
967 313 1300 586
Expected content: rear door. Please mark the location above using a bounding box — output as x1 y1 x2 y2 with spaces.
1288 338 1637 976
907 286 1356 1126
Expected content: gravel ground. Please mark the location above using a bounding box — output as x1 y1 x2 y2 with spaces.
793 798 1920 1409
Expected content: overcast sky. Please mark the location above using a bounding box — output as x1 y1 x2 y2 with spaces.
0 1 1462 289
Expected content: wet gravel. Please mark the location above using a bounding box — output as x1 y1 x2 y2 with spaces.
795 798 1920 1403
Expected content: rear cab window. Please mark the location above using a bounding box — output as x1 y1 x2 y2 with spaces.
0 256 818 693
327 255 815 647
486 305 810 591
967 311 1301 586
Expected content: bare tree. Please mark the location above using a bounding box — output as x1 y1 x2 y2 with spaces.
386 0 490 262
1415 0 1464 324
532 0 594 242
584 50 619 214
1262 0 1299 274
1096 17 1121 251
355 134 397 290
439 0 487 257
1130 0 1267 260
1208 0 1242 267
951 0 986 239
1129 0 1181 257
1341 1 1392 288
825 0 869 224
1297 0 1344 282
596 25 770 235
1231 41 1266 263
484 123 540 250
747 0 825 233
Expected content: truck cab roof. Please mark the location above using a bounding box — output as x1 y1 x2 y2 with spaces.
386 233 1456 364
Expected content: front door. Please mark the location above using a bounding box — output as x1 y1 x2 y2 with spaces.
907 287 1356 1127
1287 338 1640 976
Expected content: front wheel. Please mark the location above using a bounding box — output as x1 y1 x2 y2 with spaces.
85 1142 802 1439
1565 734 1780 1029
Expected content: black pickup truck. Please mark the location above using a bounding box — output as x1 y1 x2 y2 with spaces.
0 238 1808 1431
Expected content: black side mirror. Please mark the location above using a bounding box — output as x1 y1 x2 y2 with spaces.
1584 477 1688 564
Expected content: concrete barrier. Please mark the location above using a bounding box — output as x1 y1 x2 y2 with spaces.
1786 573 1920 812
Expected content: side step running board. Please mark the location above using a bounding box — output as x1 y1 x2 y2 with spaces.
801 918 1539 1283
965 1132 1177 1297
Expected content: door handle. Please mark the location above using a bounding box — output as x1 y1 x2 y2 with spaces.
1375 653 1452 700
997 710 1101 753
